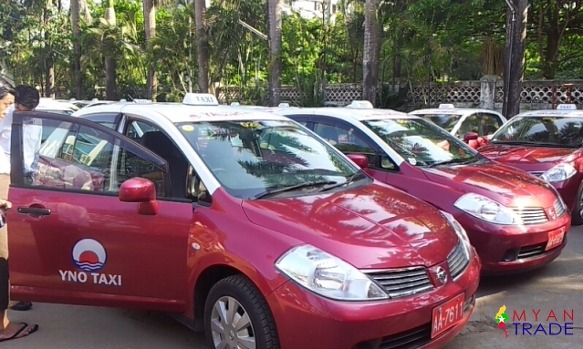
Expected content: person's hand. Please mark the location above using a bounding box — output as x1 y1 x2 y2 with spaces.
0 199 12 210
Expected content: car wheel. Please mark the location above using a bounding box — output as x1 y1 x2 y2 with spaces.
204 275 280 349
572 181 583 226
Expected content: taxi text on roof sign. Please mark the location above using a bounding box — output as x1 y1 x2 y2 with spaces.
556 104 577 110
439 104 456 109
183 93 219 106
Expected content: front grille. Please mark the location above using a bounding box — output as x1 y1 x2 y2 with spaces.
366 267 433 299
378 324 431 349
511 207 548 225
447 242 470 280
553 199 567 218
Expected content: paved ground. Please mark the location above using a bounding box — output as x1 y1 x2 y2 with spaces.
3 226 582 349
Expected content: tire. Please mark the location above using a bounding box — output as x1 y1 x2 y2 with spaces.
572 181 583 226
204 275 280 349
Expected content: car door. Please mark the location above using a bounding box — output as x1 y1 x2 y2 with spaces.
8 111 192 312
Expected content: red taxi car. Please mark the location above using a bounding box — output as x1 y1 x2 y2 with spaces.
479 105 583 225
8 94 480 349
271 101 571 274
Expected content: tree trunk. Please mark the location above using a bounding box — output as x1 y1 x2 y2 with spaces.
143 0 157 100
542 27 561 79
363 0 381 105
104 0 117 100
71 0 82 99
43 4 55 98
502 0 528 118
194 0 209 93
267 0 283 106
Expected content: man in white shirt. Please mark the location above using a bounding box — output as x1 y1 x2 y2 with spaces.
0 86 42 185
0 85 40 312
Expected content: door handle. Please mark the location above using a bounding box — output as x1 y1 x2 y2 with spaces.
17 207 52 217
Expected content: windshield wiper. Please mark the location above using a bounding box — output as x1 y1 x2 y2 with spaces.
428 157 477 168
319 171 367 192
251 180 339 200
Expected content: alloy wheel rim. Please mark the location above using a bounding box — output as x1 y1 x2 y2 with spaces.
580 195 583 218
210 296 256 349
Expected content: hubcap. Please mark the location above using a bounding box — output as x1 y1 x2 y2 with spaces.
579 195 583 218
210 296 256 349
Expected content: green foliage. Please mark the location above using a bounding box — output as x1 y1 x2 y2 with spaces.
1 0 583 100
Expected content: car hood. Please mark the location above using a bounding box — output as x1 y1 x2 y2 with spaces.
242 183 458 269
421 158 559 206
479 144 576 167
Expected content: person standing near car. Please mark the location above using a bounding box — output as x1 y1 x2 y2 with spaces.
0 86 38 342
0 85 41 311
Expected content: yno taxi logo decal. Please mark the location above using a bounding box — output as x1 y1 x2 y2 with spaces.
59 239 122 286
73 239 106 272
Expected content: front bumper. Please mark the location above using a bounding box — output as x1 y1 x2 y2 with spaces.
266 251 481 349
456 211 571 273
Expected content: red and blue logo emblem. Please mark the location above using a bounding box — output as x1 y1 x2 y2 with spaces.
72 239 107 272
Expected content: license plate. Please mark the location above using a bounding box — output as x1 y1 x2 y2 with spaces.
431 293 465 339
545 227 565 251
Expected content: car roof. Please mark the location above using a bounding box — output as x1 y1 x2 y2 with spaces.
514 109 583 118
409 105 504 116
272 105 413 123
73 94 290 123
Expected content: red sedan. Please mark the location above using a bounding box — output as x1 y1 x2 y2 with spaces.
479 106 583 225
6 94 480 349
273 102 571 274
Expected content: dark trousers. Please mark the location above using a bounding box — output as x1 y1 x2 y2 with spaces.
0 258 7 310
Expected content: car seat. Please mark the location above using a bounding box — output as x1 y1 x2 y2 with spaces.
141 131 189 198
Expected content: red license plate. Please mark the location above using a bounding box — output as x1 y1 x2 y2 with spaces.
431 293 465 339
545 227 565 251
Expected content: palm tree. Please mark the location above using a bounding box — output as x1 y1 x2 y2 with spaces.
143 0 157 99
267 0 283 106
194 0 209 92
71 0 82 98
104 0 117 99
363 0 381 105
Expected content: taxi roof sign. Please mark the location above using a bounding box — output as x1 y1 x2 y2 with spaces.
278 103 290 108
347 100 373 109
556 104 577 110
438 103 455 109
183 93 219 106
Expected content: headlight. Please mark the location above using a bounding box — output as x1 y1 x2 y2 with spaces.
454 193 522 225
275 245 389 301
541 163 576 183
440 210 471 246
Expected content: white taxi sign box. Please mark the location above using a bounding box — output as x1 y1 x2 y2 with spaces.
438 104 456 109
183 93 219 106
556 104 577 110
347 100 373 109
278 103 290 108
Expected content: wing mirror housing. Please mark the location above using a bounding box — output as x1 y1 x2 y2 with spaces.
347 154 369 169
119 177 159 215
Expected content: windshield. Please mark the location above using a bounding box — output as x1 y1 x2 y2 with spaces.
491 116 583 148
178 120 368 199
362 118 477 167
414 113 462 132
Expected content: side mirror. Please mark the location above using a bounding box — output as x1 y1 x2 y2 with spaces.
119 178 158 215
347 154 368 169
464 132 479 143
